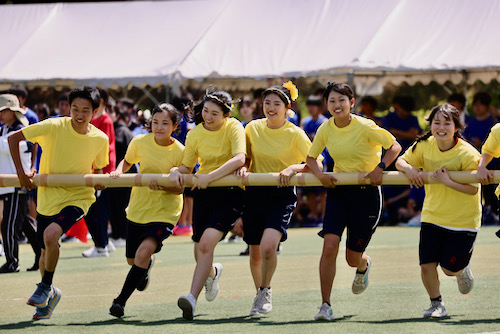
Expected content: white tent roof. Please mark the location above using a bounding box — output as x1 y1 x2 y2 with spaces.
1 0 500 91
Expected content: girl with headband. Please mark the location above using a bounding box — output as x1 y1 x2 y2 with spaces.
236 81 322 316
170 89 246 320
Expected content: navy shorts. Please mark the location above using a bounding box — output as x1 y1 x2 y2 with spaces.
320 185 382 253
243 186 296 245
300 186 326 196
419 222 477 272
192 187 244 242
125 221 174 258
37 206 84 249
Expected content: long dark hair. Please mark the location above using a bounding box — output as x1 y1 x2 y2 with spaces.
412 103 464 151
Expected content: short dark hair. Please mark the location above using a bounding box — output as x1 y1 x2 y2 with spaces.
306 95 322 106
98 88 109 104
360 96 378 109
59 92 69 102
238 95 254 109
473 92 491 106
447 93 466 106
68 86 100 110
322 82 354 101
8 85 28 98
253 88 265 99
392 96 415 112
118 97 135 110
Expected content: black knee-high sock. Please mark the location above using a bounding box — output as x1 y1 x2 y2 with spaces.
42 270 54 285
115 265 147 305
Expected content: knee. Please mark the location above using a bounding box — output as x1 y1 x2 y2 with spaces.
322 241 339 258
135 247 151 263
260 244 276 261
43 230 60 247
197 241 214 256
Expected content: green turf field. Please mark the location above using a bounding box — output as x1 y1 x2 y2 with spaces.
1 226 499 333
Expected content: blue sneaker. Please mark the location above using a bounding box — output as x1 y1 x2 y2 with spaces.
32 286 61 320
352 256 371 294
27 282 53 307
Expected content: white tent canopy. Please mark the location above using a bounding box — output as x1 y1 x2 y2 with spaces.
1 0 499 92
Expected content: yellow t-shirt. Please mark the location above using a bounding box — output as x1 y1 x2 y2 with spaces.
401 137 481 230
22 117 109 216
481 123 500 197
125 133 184 224
482 123 500 157
245 119 313 173
182 117 245 174
308 114 395 172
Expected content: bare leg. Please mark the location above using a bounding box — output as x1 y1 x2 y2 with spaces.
421 262 440 298
260 228 281 288
43 223 63 272
319 234 340 304
189 228 223 299
249 245 261 292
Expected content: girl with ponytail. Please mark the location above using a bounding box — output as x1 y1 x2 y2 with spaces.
396 103 481 318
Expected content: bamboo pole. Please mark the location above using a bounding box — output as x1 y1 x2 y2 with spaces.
0 171 494 188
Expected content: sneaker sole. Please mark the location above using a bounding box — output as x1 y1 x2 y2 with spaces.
33 288 62 320
315 315 334 321
178 298 194 320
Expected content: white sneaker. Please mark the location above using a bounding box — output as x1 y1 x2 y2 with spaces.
352 256 371 294
0 243 4 256
249 294 261 316
178 293 196 320
110 238 126 247
457 264 474 294
82 246 108 257
315 302 334 321
205 263 223 301
256 287 272 314
423 300 448 318
107 240 116 253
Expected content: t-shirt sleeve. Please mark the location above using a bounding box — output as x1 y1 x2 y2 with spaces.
400 142 423 168
245 125 253 160
367 121 396 149
308 122 327 158
124 137 140 164
21 119 51 143
93 138 109 170
181 131 198 168
482 124 500 157
462 145 481 171
230 121 246 156
294 127 313 162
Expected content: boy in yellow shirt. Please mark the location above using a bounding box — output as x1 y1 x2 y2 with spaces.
8 86 109 320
